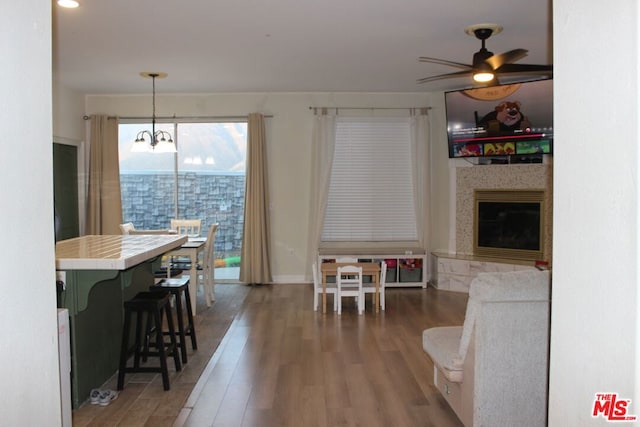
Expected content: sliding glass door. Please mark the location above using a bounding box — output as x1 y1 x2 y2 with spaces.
118 121 247 280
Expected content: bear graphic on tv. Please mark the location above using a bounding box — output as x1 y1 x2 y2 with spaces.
477 101 531 135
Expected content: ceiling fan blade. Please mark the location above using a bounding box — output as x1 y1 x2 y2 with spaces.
417 70 472 84
419 56 473 70
485 48 528 70
495 63 553 75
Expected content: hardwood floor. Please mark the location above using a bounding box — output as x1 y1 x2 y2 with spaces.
72 283 467 427
183 284 467 427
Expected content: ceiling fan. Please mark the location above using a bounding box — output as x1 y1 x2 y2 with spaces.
417 23 553 86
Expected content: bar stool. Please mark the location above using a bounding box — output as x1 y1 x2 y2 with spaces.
150 276 197 364
117 291 182 391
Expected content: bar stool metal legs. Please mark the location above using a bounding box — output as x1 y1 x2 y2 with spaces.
117 291 182 391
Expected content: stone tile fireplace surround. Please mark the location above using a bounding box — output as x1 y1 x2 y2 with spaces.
432 163 552 293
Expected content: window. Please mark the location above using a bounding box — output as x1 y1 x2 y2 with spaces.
322 116 417 242
119 121 247 277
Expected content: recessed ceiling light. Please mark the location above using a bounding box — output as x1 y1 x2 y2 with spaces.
57 0 79 8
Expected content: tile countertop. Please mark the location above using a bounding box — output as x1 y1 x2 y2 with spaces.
55 234 188 270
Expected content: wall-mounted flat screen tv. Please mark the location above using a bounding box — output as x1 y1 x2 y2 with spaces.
445 79 553 158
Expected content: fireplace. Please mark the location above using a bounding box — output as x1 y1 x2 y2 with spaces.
474 190 545 260
455 164 552 261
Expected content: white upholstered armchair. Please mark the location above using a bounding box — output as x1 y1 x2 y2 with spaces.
422 269 551 427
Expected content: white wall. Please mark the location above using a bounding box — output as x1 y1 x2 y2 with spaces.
53 83 85 142
549 1 640 425
1 1 61 425
86 91 449 282
53 84 87 235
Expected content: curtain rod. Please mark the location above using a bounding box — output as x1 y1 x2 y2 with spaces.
83 114 274 120
308 106 431 112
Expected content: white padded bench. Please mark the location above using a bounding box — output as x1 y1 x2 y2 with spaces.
422 269 551 427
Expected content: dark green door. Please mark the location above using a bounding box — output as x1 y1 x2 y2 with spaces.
53 143 80 241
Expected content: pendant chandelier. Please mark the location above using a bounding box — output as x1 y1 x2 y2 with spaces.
131 72 177 153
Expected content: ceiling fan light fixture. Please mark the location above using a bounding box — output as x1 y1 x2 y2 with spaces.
57 0 79 8
464 23 502 38
473 71 495 83
473 60 495 83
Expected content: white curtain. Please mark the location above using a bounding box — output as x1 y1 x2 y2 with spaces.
305 110 336 277
410 108 430 256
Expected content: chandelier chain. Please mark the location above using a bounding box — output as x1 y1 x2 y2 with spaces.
132 72 176 153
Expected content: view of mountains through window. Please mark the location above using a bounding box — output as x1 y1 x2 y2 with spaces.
119 122 247 173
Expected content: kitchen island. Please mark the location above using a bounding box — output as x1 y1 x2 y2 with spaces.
56 234 187 408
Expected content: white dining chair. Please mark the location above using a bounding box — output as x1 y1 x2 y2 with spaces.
170 219 202 237
337 265 363 315
335 257 359 280
362 261 387 312
168 219 202 268
313 262 337 312
120 222 175 235
199 224 218 306
119 222 135 234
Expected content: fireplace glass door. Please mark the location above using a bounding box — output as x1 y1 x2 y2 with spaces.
474 190 544 260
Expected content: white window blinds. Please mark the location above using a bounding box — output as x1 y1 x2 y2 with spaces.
321 116 417 242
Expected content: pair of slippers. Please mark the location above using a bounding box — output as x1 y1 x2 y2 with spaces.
89 389 119 406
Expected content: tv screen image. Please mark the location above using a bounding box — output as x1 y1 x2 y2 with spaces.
445 79 553 158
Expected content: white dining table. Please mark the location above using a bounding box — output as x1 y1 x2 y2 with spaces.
165 236 206 315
